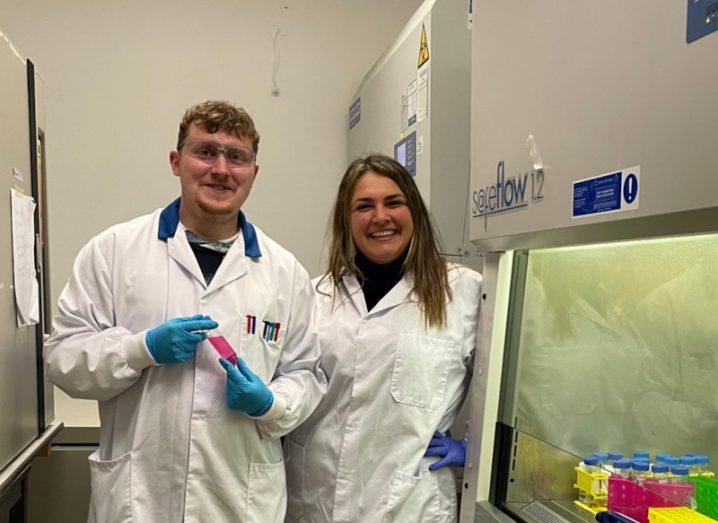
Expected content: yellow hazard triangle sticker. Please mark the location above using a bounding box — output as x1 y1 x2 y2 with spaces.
418 23 429 68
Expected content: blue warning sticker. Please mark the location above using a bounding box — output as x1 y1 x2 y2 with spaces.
572 166 640 218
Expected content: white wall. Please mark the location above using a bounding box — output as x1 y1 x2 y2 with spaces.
1 0 423 426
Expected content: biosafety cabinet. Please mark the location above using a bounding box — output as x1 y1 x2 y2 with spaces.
460 2 718 523
348 0 477 268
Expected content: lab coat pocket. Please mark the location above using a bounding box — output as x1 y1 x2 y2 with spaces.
247 461 287 523
87 450 133 523
382 469 441 522
284 439 306 522
390 333 456 410
239 330 283 383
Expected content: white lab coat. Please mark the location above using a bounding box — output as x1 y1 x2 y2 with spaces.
45 201 326 523
285 264 481 522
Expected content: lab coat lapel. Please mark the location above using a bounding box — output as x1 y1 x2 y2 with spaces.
205 234 249 295
166 230 206 288
367 275 416 316
341 274 368 317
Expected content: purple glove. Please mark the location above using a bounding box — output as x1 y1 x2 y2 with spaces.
425 431 467 471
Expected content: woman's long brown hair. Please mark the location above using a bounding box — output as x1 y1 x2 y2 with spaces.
320 155 451 328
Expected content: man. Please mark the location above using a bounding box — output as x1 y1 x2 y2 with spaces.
45 101 326 522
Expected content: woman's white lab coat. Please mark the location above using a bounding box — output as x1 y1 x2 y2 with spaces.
45 203 325 523
285 264 481 522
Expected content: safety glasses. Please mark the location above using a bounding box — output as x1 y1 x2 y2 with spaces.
180 140 255 167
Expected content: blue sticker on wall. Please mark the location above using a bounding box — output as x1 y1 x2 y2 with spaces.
394 132 417 177
572 166 640 218
686 0 718 43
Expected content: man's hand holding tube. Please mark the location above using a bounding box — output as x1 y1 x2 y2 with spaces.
145 314 218 365
219 358 274 416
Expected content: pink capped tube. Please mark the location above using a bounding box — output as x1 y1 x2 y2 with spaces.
206 329 238 366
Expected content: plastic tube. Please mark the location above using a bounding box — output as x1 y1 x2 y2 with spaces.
631 460 650 484
651 463 670 483
206 329 238 365
680 455 698 475
655 454 672 463
613 459 631 478
669 465 689 484
694 455 710 475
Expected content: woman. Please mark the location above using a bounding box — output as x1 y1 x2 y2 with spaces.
285 155 481 522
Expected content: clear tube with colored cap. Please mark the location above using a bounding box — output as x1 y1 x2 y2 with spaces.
694 455 711 475
579 456 600 504
655 453 672 464
206 329 238 365
669 465 689 484
651 463 670 483
631 460 650 484
612 459 631 478
680 455 698 475
604 453 623 474
583 455 600 474
594 452 609 469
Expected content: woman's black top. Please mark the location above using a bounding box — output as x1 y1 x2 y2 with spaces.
354 248 408 312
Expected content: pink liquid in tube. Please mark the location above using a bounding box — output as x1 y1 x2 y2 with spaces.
207 332 238 365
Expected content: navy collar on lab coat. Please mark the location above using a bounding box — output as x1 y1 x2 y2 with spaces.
157 197 261 258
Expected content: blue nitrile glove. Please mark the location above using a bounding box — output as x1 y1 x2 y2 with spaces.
425 431 467 470
145 314 218 364
219 358 274 416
